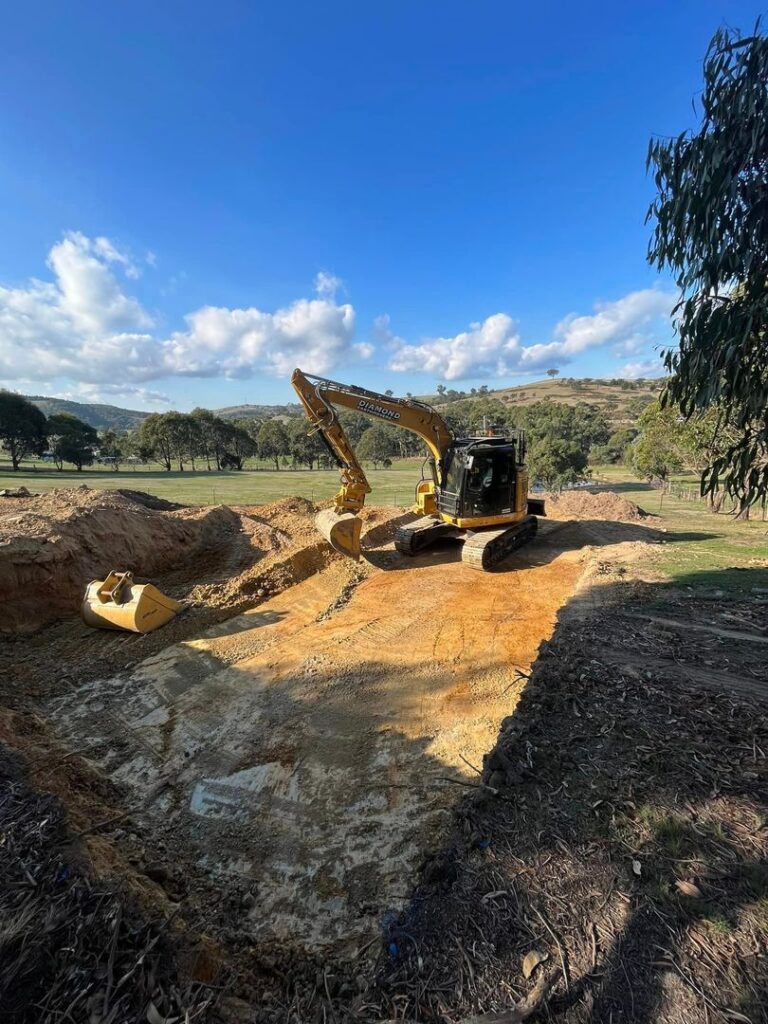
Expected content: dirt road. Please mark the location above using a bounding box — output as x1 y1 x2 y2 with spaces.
46 517 587 953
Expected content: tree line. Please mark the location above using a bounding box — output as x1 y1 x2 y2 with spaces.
5 386 737 500
0 392 430 474
1 386 618 486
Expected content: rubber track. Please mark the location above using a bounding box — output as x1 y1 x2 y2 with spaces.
461 516 538 571
394 516 460 556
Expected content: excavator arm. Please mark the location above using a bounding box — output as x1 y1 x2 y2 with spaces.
291 368 454 558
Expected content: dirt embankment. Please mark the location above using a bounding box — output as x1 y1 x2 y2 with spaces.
0 488 259 633
545 488 652 522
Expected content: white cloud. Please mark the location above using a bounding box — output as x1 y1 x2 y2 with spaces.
550 290 673 355
386 289 674 381
163 298 357 378
616 357 665 380
390 313 522 380
0 233 674 395
0 234 366 388
46 232 152 335
314 270 343 298
57 383 172 406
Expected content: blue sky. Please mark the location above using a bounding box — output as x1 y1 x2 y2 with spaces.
0 1 763 410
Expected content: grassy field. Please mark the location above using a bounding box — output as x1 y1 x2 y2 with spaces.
4 458 765 592
0 460 427 507
591 463 768 591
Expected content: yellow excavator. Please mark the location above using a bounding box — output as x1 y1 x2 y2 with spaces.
291 368 545 571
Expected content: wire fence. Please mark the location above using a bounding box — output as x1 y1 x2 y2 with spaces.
650 478 768 520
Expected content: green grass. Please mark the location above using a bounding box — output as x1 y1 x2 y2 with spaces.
591 463 768 591
5 459 766 593
0 459 427 507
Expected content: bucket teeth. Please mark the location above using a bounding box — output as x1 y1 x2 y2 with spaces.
314 510 362 560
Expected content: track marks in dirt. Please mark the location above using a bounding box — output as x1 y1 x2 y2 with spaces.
45 520 588 954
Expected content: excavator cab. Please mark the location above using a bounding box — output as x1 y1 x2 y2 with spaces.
438 437 525 520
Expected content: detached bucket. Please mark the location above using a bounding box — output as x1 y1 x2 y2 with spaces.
82 570 182 634
315 509 362 560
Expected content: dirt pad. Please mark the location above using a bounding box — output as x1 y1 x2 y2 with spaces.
546 487 652 522
42 517 594 961
375 591 768 1023
3 493 691 1021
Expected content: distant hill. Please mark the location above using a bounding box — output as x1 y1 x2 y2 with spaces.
25 395 303 431
421 377 664 425
26 396 149 431
24 378 661 432
215 403 302 420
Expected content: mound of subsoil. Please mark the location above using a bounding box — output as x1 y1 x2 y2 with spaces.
546 488 651 522
0 487 286 634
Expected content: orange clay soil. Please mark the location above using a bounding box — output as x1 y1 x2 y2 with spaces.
43 514 628 955
1 488 668 993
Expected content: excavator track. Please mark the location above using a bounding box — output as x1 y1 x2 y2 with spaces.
394 516 461 556
461 515 538 571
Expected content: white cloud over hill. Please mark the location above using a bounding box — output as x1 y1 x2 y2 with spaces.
0 232 674 392
387 290 674 380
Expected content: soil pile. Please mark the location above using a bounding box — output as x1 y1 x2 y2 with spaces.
0 492 412 697
0 487 285 634
546 488 651 522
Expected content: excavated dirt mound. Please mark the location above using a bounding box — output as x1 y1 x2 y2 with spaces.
546 487 652 522
0 488 292 634
0 493 414 703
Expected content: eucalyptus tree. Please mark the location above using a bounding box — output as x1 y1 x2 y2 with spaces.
647 24 768 515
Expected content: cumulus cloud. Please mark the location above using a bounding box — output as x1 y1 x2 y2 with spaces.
386 289 675 381
0 233 675 395
163 299 356 378
0 233 366 388
616 358 665 380
390 314 522 380
0 232 161 385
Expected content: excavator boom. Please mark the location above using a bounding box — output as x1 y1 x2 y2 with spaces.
291 369 454 558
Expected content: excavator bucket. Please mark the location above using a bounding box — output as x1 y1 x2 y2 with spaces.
81 570 182 634
314 509 362 560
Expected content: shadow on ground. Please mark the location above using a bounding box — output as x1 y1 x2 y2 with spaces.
369 567 768 1024
362 517 719 572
